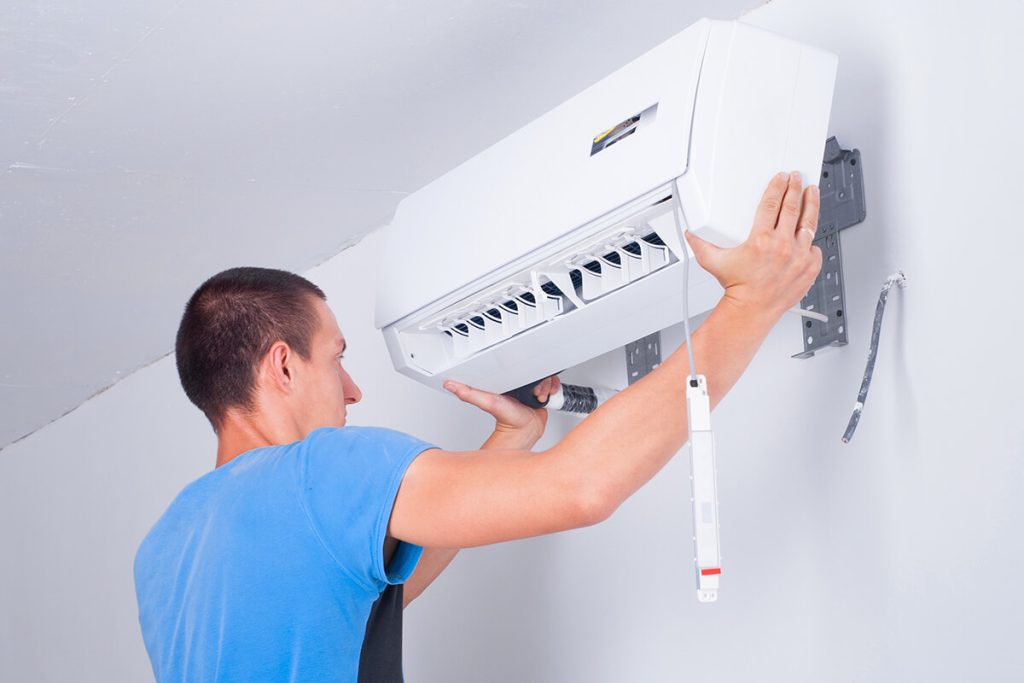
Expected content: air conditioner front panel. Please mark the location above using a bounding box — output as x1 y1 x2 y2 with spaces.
375 19 712 329
375 18 838 394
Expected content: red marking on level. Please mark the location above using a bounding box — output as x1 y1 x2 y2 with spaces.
700 568 721 576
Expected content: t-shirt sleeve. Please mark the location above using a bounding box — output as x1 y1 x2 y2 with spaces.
298 426 435 592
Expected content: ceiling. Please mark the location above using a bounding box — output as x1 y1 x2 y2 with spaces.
0 0 759 450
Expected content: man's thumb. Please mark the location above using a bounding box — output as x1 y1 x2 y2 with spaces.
683 230 722 270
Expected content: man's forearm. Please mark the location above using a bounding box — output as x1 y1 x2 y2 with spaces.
550 296 780 517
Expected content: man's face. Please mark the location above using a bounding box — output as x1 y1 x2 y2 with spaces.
296 298 362 432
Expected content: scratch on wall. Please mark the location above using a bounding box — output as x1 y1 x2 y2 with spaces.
6 162 80 177
33 0 191 148
740 0 776 17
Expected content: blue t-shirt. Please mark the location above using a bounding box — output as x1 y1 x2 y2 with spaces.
134 426 434 682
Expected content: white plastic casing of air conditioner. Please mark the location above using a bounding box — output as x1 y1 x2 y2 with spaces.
375 19 837 394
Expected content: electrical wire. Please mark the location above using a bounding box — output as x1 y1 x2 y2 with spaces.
842 270 907 443
788 306 829 323
670 179 698 381
557 384 599 414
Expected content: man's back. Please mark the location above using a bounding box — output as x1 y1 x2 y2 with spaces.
134 426 432 683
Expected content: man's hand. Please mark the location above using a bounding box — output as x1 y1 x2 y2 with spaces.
685 171 823 321
442 376 560 450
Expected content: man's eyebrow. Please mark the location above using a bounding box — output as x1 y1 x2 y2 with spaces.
339 340 347 353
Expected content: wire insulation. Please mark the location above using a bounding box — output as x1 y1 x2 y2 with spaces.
842 271 907 443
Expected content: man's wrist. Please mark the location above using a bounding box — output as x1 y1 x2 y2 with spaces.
482 423 542 451
718 290 785 333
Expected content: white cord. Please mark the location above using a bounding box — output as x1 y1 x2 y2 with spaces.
670 179 697 380
788 306 829 323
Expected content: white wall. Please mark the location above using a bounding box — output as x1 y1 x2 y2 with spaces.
3 1 1023 681
402 1 1024 680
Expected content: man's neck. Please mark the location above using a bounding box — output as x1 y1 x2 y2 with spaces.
215 412 303 468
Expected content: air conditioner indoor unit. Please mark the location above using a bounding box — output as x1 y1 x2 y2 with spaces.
375 18 837 394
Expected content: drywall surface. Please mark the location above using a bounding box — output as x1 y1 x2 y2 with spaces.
1 1 1022 681
403 1 1024 681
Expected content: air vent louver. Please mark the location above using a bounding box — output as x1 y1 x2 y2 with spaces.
393 191 681 375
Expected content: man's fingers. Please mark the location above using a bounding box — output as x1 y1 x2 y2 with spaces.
775 171 803 236
795 185 820 249
443 380 476 403
444 380 499 412
534 377 553 403
443 379 469 397
751 172 789 235
533 375 561 404
446 376 559 412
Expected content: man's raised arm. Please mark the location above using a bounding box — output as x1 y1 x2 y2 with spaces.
390 172 821 549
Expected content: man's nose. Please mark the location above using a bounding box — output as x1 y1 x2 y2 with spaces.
344 375 362 405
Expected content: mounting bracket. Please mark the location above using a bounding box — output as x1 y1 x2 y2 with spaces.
793 137 867 359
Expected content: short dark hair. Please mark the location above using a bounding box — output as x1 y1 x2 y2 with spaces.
175 267 326 431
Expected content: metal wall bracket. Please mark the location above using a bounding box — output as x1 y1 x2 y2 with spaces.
793 137 867 359
626 331 662 384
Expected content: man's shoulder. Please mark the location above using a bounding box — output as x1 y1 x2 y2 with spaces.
133 464 229 569
134 444 293 576
304 425 435 454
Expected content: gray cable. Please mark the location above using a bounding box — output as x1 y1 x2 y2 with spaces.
842 271 907 443
671 179 698 381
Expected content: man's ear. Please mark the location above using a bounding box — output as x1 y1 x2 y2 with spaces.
264 341 295 394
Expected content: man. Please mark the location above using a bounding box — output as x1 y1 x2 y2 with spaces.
135 172 821 681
